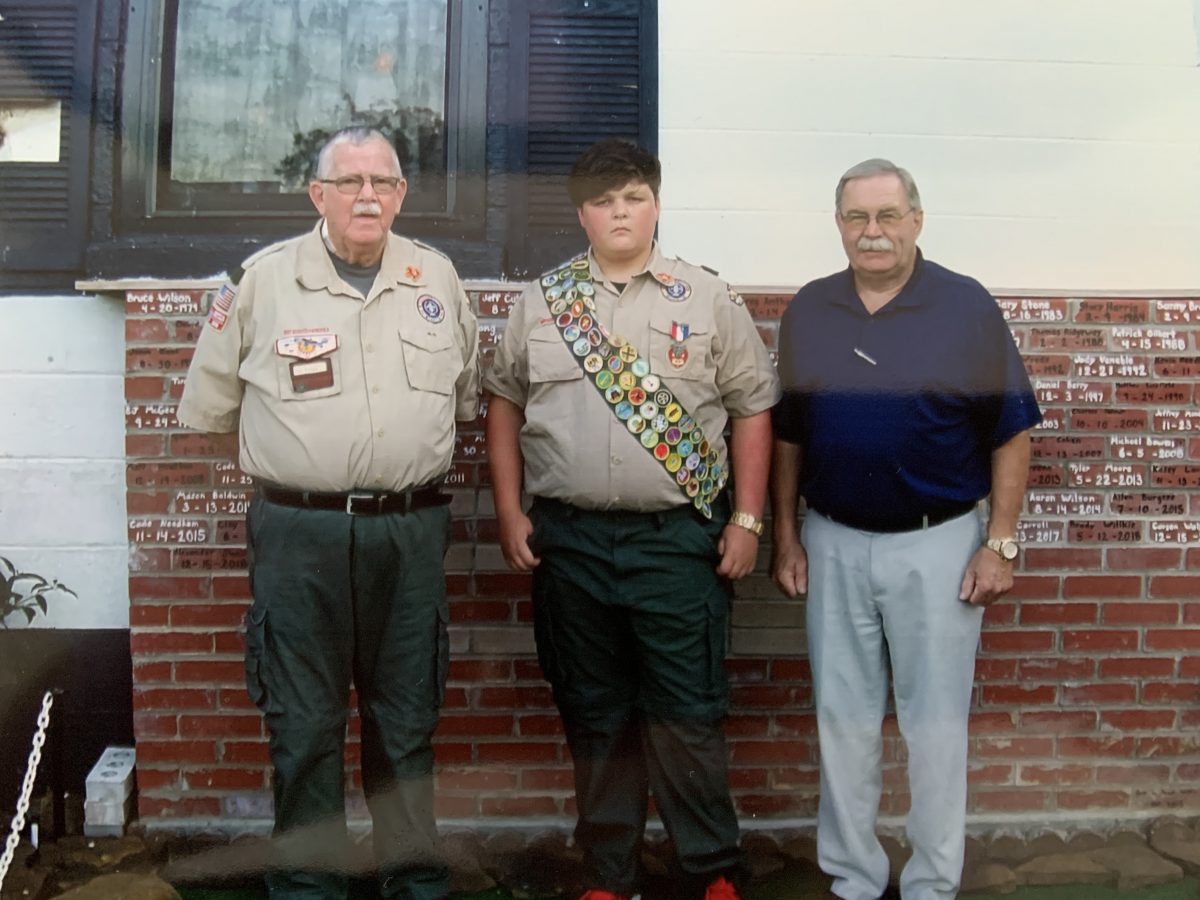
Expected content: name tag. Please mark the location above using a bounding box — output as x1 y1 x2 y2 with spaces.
290 358 334 393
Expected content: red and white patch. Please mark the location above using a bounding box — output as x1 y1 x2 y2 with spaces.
207 282 237 332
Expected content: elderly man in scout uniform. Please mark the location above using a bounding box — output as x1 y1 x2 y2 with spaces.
484 139 780 900
771 159 1041 900
178 127 479 900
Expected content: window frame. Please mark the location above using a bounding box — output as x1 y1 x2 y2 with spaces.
118 0 488 236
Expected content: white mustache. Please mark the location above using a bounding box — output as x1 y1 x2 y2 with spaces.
353 201 382 216
857 236 894 252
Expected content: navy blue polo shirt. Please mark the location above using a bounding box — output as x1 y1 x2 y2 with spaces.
772 252 1041 531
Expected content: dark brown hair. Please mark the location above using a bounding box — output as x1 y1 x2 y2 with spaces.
567 139 662 208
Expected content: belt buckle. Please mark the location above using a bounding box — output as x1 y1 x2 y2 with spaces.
345 492 380 515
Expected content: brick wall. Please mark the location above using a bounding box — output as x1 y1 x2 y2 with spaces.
120 284 1200 827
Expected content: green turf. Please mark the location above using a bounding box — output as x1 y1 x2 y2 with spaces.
961 879 1199 900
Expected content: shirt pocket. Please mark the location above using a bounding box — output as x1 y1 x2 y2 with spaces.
527 329 584 385
648 311 712 382
401 327 458 395
274 342 342 401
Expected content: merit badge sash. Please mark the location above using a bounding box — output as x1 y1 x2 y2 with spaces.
538 255 727 519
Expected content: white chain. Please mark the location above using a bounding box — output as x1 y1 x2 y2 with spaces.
0 690 55 892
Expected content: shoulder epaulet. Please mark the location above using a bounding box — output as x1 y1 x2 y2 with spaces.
239 240 290 273
701 264 719 276
673 255 720 279
412 238 451 262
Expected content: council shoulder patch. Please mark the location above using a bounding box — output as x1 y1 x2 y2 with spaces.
207 282 237 332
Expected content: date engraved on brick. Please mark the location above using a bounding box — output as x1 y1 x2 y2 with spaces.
1154 410 1200 434
1150 521 1200 544
1111 436 1187 461
1068 463 1146 488
1027 491 1105 517
1110 492 1188 516
1072 354 1149 378
997 298 1068 323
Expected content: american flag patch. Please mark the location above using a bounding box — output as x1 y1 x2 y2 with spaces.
208 282 237 332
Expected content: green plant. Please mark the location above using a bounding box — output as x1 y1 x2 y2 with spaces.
0 556 76 627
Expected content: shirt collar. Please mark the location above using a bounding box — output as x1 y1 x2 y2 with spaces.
836 248 928 313
586 241 668 287
297 221 423 298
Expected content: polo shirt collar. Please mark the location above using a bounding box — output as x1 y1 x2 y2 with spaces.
836 248 928 312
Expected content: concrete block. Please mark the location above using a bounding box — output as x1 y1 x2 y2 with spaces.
85 746 136 804
84 796 131 827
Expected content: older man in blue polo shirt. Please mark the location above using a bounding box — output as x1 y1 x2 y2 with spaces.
770 159 1041 900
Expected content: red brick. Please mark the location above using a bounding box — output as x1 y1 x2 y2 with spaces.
727 768 770 791
127 462 210 489
974 737 1054 758
1099 657 1176 678
741 294 792 320
126 375 169 400
127 492 172 514
970 790 1048 812
448 600 513 623
434 795 478 818
179 714 263 737
1143 682 1200 704
1060 683 1137 705
1096 764 1172 784
135 768 181 791
136 740 218 764
967 712 1017 734
1018 764 1093 786
1019 711 1098 733
518 768 573 792
1107 547 1184 570
133 714 178 739
431 742 473 766
475 742 560 765
437 768 519 791
725 715 771 737
974 659 1019 681
184 768 266 791
435 715 515 737
1062 630 1138 652
1023 548 1102 570
1067 520 1143 543
516 715 564 736
1100 710 1177 730
1029 436 1105 460
1150 576 1200 599
175 660 244 683
133 688 215 711
982 685 1057 706
221 742 271 765
1075 300 1148 324
448 659 513 683
130 632 215 655
1022 355 1072 377
1070 409 1147 432
130 605 170 627
138 796 222 819
474 573 534 596
767 659 808 680
730 741 812 766
1102 603 1179 626
475 686 554 709
127 347 194 372
774 714 818 737
217 690 256 710
980 631 1056 653
1019 602 1097 625
482 796 563 817
170 603 247 627
126 434 167 457
212 576 251 600
1136 736 1200 757
1017 658 1094 681
129 576 209 600
1056 790 1131 810
1146 629 1200 651
1008 576 1061 600
1058 736 1136 757
1062 576 1142 599
1152 465 1200 488
1028 328 1105 350
133 661 172 682
735 794 818 817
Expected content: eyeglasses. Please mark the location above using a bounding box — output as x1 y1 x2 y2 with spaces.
319 175 402 195
838 208 915 231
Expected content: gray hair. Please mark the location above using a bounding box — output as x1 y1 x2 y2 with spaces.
835 158 922 212
314 127 403 180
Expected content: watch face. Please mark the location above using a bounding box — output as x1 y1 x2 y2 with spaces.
1001 541 1019 561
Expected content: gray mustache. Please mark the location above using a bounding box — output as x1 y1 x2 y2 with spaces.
857 236 894 251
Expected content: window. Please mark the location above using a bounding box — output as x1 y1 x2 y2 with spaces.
121 0 486 232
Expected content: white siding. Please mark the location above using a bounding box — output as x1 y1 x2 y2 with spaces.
0 296 129 629
658 0 1200 291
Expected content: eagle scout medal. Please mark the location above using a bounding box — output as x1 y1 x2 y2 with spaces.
207 282 237 332
536 253 726 518
417 295 445 324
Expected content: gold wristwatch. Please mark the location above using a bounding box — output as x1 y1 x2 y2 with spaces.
986 537 1020 562
729 511 764 537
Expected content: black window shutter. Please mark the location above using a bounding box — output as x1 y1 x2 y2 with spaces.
506 0 657 278
0 0 97 274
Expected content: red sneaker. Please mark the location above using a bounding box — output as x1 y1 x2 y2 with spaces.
578 892 630 900
704 875 741 900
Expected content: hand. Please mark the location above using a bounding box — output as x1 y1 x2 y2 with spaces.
959 545 1014 606
771 538 808 598
497 510 541 572
716 524 759 580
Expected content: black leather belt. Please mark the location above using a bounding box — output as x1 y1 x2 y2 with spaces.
256 482 450 516
814 501 977 534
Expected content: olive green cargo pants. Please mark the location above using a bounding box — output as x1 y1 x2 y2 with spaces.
245 495 451 900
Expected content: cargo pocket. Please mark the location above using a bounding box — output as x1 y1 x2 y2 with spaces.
702 585 732 715
244 603 268 710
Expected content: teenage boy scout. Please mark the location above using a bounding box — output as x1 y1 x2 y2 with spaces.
484 139 780 900
178 127 479 900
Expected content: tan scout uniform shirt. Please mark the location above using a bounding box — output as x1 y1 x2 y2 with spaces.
484 244 780 511
177 223 480 492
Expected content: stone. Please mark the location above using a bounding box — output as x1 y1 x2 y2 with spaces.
985 835 1029 865
1149 815 1200 875
779 834 817 863
1023 832 1068 858
963 835 987 867
47 873 180 900
39 836 152 878
960 861 1017 895
1014 850 1113 887
1089 844 1184 891
0 864 49 900
743 832 785 879
442 831 495 894
1064 831 1106 852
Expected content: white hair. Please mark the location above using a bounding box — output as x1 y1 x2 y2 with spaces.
314 128 403 180
835 158 922 212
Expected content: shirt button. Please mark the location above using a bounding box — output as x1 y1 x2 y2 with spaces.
372 386 380 394
365 343 375 353
377 429 385 438
612 456 622 465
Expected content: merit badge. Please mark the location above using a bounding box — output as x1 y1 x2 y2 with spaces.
650 413 669 433
631 358 650 378
627 387 647 406
643 374 661 393
405 265 422 281
619 344 638 364
640 401 659 420
571 257 590 271
654 443 670 461
578 282 595 296
665 426 682 446
611 334 626 348
627 415 646 434
670 322 690 342
571 300 585 317
584 354 604 373
588 328 604 346
665 402 683 423
573 338 592 356
666 453 683 473
578 314 593 331
563 324 581 342
557 312 574 328
618 371 637 391
668 343 689 369
605 385 625 404
608 356 624 374
661 278 692 302
615 401 634 421
417 294 445 324
546 285 562 301
641 429 659 449
207 282 237 332
654 389 671 408
551 299 568 316
595 370 615 390
541 272 559 287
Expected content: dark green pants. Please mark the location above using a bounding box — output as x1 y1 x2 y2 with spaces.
529 497 747 898
245 495 452 900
